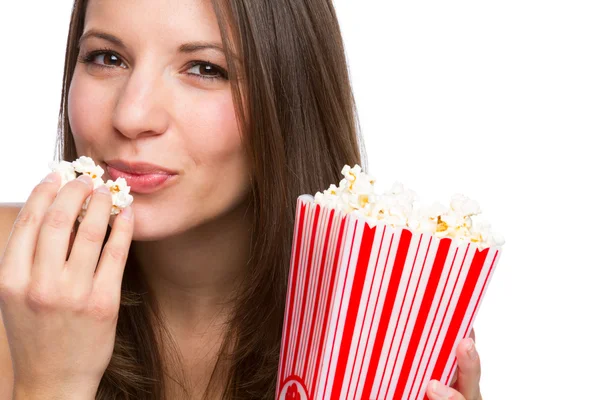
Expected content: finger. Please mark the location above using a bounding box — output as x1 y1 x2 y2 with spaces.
427 380 466 400
455 338 482 400
31 174 94 282
449 369 457 388
66 185 113 289
0 172 61 282
469 327 476 343
66 221 78 260
450 329 476 388
92 206 134 299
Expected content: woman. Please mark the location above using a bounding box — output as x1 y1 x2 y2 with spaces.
0 0 483 398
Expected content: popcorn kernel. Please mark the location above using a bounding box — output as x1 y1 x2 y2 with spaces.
436 217 449 233
49 156 134 219
313 165 503 249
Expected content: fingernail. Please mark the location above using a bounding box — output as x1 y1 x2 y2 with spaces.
77 174 93 186
120 206 133 220
467 338 478 360
431 380 451 398
41 172 57 183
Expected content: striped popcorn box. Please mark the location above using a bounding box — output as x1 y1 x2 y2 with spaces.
276 195 502 400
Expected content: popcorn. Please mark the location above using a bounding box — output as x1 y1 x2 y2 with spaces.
48 160 76 186
278 165 505 400
49 156 134 222
72 156 106 190
278 186 504 399
313 164 504 249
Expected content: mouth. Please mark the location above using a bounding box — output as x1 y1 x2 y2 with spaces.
106 165 177 194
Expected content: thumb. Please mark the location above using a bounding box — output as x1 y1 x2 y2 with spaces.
427 380 466 400
454 337 481 399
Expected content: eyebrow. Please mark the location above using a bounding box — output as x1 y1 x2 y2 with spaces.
78 29 226 55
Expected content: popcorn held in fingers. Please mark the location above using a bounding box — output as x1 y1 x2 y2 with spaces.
72 155 106 189
49 156 134 222
313 164 504 249
48 160 77 186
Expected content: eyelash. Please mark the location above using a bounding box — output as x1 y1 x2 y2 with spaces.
77 47 229 81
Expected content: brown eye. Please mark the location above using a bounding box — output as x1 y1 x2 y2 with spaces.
100 53 123 67
197 64 218 76
93 52 125 68
187 62 228 80
81 50 127 69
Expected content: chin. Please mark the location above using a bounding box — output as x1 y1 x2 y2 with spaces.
106 190 252 241
107 210 187 242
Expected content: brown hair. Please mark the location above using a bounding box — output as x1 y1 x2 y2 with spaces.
55 0 367 398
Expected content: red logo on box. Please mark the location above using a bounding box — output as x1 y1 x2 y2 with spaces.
278 376 308 400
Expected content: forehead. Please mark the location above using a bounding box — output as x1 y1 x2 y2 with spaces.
84 0 223 47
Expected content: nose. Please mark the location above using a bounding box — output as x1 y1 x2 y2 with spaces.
111 67 170 139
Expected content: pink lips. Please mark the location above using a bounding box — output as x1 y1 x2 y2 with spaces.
106 165 176 194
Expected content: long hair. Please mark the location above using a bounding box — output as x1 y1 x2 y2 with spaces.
55 0 367 398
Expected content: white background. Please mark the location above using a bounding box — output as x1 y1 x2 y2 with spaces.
1 1 599 399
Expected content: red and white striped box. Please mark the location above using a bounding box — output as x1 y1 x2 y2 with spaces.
276 196 502 400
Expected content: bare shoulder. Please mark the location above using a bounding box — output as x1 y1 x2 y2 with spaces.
0 203 23 257
0 203 22 399
0 204 23 267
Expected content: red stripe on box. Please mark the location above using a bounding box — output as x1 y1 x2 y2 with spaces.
416 245 470 395
428 248 489 385
351 231 397 400
462 250 498 335
448 359 457 387
310 216 348 399
441 250 499 386
385 237 432 399
377 235 423 399
361 229 413 399
462 250 498 338
324 220 359 394
279 202 307 389
397 238 452 399
291 205 322 374
302 209 335 377
347 226 387 397
436 359 458 392
329 223 377 400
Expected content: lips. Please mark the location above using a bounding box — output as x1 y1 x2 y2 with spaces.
104 159 177 175
105 162 177 194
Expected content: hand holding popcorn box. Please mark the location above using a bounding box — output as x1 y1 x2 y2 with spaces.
277 166 503 400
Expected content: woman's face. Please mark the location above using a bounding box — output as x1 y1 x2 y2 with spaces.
69 0 250 241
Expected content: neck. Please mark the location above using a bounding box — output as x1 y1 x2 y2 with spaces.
131 199 253 335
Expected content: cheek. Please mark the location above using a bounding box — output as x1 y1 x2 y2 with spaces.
67 69 113 147
178 91 250 206
183 91 245 164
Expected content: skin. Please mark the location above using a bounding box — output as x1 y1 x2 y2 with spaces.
69 0 251 392
428 330 484 400
2 0 484 398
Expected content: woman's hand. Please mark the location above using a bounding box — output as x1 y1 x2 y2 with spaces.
426 329 482 400
0 172 134 399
